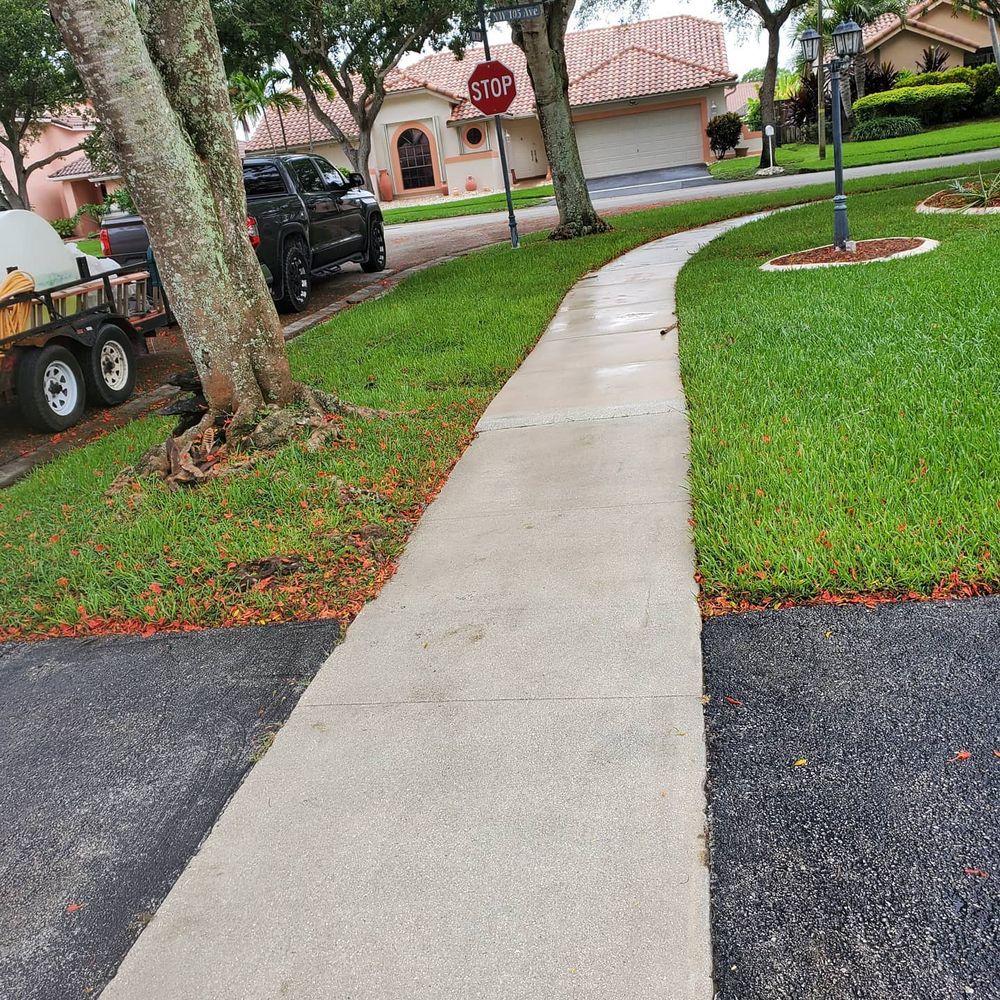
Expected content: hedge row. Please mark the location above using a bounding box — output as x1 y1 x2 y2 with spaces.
895 63 1000 117
854 82 973 125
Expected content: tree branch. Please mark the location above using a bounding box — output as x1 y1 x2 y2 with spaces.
24 139 91 178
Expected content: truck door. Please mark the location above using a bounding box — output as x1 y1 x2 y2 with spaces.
286 157 340 266
312 156 366 258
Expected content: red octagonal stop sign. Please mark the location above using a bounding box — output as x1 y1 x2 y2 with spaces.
467 60 517 116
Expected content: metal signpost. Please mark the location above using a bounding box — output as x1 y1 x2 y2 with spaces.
467 0 547 249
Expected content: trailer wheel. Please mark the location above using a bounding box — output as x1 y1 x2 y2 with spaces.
85 324 137 406
15 345 87 432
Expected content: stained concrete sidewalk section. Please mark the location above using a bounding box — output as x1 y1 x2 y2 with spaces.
101 216 762 1000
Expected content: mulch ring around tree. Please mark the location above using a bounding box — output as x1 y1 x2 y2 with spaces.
917 189 1000 213
761 237 938 271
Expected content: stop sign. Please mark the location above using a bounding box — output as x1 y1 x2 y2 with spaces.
467 60 517 116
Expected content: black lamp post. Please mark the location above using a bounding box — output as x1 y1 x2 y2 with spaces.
800 20 863 249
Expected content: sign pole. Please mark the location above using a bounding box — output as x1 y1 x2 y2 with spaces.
477 0 519 249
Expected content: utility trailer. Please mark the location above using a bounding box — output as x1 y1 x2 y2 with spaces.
0 210 172 432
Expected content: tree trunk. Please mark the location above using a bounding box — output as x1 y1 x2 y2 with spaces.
990 16 1000 66
512 2 608 239
853 55 866 105
50 0 296 427
348 128 374 190
0 126 30 210
758 22 781 168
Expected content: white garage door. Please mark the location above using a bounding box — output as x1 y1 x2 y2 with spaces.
574 105 704 179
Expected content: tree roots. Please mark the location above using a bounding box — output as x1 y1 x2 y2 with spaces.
108 370 387 492
549 217 612 241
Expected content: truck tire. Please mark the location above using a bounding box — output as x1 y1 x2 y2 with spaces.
361 220 387 273
84 323 137 406
15 344 87 432
276 238 311 313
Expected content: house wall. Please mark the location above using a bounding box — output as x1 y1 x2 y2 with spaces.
919 5 993 47
372 91 456 197
870 7 992 69
874 34 967 70
442 119 504 195
0 122 91 220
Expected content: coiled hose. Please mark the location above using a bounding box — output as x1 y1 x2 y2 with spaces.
0 270 36 341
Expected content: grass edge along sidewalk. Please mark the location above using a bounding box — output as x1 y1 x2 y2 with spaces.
1 160 996 641
678 183 1000 613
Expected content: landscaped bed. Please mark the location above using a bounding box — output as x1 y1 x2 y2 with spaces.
762 236 935 269
1 163 998 639
676 183 1000 611
917 172 1000 213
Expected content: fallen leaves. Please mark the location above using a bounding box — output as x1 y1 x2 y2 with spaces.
964 868 989 879
794 758 808 767
948 749 972 763
724 696 743 707
65 902 86 913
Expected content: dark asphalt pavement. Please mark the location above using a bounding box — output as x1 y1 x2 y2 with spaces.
0 621 340 1000
703 598 1000 1000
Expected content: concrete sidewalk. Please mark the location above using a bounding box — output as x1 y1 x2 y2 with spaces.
101 213 766 1000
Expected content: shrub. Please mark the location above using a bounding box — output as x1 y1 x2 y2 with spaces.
946 169 1000 206
896 64 999 117
50 217 77 239
744 96 762 132
706 112 744 159
851 115 922 141
854 82 972 124
916 44 949 74
865 60 899 94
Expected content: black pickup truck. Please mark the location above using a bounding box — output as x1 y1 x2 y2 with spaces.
101 154 386 312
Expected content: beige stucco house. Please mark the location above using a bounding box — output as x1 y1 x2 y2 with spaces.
864 0 997 70
247 16 736 200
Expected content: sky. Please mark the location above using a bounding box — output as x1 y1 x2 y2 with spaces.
483 0 799 78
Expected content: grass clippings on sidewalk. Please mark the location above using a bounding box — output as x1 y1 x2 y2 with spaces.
677 183 1000 611
2 161 998 639
710 117 1000 181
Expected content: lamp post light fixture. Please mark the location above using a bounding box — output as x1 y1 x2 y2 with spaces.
800 20 863 250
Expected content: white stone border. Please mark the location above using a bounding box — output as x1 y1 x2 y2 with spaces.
916 193 1000 215
760 236 940 271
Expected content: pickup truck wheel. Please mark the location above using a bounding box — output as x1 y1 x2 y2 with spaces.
84 324 137 406
15 344 87 432
361 220 387 273
276 239 311 313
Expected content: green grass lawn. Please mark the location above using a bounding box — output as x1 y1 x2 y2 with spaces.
73 237 103 256
677 184 1000 608
710 117 1000 181
1 160 996 638
381 184 553 225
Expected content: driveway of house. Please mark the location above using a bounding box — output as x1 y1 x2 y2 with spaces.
586 163 715 198
704 598 1000 999
0 622 339 1000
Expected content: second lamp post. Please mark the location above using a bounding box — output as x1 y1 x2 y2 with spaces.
799 20 864 250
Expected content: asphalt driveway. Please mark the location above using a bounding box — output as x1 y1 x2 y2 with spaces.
0 621 340 1000
703 598 1000 999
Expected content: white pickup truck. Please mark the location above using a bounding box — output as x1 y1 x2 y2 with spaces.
0 210 171 432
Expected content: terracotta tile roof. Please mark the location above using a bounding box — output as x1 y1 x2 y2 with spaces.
725 81 759 116
862 0 988 49
48 155 96 179
247 14 734 151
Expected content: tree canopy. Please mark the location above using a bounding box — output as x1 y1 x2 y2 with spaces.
0 0 87 209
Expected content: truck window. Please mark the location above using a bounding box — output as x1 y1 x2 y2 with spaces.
312 156 347 190
243 161 287 197
288 157 327 194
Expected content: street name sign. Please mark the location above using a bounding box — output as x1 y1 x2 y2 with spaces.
488 3 543 23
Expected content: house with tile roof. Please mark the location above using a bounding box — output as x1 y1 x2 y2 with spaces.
0 113 112 229
246 15 736 200
864 0 997 70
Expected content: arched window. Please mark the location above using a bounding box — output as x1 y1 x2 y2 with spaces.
397 128 435 189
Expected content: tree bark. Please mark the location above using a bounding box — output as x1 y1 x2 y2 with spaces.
50 0 297 426
758 21 781 168
853 55 866 106
990 16 1000 67
512 2 608 239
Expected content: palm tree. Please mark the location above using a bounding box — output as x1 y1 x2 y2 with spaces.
228 69 304 152
795 0 907 117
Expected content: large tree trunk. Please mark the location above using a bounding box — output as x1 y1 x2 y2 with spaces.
348 128 374 190
853 55 866 106
512 2 608 239
990 16 1000 66
0 127 30 210
758 22 781 168
50 0 296 428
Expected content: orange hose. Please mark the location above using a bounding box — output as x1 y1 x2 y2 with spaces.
0 270 36 341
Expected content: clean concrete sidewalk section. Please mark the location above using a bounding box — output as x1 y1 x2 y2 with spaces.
102 214 766 1000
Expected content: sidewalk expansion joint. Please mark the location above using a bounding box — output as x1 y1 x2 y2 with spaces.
476 399 688 432
302 692 704 708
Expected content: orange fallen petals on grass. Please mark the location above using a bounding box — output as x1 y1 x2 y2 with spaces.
149 583 162 595
948 750 972 763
